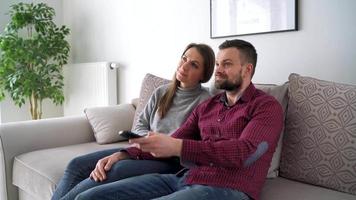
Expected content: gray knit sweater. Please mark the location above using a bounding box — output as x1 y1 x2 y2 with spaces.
134 84 211 136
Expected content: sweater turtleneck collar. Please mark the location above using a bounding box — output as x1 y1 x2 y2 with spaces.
176 84 204 96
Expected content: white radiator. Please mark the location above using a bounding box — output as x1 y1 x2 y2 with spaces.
63 62 119 116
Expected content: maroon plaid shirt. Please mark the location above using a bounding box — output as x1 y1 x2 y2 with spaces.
172 83 283 200
126 83 283 200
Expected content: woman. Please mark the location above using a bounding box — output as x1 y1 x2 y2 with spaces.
51 43 215 200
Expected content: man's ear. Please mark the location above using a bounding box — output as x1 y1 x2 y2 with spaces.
243 63 253 78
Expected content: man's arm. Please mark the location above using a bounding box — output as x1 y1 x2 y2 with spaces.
129 105 202 158
180 99 283 168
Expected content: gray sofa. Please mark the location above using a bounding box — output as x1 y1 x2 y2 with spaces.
1 73 355 200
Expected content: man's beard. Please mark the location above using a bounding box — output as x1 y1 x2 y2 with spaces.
215 75 243 91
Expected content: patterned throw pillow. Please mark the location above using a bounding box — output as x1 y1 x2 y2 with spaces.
131 73 170 129
280 73 356 195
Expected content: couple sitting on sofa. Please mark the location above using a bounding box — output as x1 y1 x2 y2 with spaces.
52 39 283 200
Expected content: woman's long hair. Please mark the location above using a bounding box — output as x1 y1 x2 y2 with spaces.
157 43 215 118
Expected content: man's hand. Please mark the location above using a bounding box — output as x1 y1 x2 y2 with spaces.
130 132 182 158
90 151 129 182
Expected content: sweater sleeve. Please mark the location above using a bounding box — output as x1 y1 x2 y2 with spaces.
125 86 163 159
133 87 161 136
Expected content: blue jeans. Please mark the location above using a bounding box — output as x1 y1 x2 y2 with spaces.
74 172 250 200
51 148 181 200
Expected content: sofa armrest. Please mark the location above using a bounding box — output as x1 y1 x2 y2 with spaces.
0 102 137 200
0 115 94 200
1 115 94 153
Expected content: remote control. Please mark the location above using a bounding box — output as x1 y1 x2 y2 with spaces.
118 130 146 139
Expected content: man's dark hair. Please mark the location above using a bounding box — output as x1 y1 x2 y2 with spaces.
219 39 258 77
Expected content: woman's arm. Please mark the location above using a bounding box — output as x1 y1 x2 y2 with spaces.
124 85 166 159
133 86 163 135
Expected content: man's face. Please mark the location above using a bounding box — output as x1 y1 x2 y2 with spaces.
214 47 248 91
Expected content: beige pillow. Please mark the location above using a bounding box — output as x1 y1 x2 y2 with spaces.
131 73 170 129
280 73 356 195
255 83 289 178
85 104 136 144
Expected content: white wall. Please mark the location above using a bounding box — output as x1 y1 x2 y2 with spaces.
0 0 64 123
62 0 356 104
2 0 355 121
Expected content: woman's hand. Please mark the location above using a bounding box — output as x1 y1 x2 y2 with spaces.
90 151 129 182
130 132 182 158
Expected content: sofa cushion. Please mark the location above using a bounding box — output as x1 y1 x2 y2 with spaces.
84 104 136 144
280 73 356 195
12 142 129 200
132 73 170 129
255 83 289 178
261 177 356 200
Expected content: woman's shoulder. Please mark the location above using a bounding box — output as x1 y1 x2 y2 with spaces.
200 86 213 98
194 86 213 103
151 83 171 96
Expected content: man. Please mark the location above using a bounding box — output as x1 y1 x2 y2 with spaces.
76 39 283 200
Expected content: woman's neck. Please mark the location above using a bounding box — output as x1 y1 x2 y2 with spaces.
179 83 200 90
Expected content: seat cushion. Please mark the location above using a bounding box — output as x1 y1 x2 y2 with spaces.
13 142 129 200
261 177 356 200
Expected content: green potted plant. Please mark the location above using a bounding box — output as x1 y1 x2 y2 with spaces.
0 2 70 120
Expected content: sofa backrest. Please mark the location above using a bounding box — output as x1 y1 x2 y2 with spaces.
133 73 290 178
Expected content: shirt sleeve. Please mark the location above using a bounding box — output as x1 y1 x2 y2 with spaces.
180 99 284 168
123 146 155 160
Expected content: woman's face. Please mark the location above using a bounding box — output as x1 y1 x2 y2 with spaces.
176 47 205 88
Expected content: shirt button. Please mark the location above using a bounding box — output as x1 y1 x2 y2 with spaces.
217 118 221 122
210 162 214 166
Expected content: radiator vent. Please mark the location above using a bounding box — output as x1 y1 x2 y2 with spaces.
63 62 119 116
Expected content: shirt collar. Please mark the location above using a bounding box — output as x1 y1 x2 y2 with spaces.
218 83 256 106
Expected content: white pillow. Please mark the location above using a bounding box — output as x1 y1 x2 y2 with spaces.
84 104 136 144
